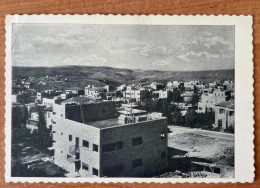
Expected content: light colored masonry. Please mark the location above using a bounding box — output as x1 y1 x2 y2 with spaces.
50 99 168 177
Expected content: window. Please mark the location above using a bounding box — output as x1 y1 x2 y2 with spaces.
92 168 99 176
132 137 142 146
219 109 225 114
161 151 166 159
93 144 99 152
69 134 72 141
61 114 63 117
132 158 142 168
83 140 89 148
160 133 166 139
102 141 123 153
82 162 89 171
61 150 63 154
61 132 63 135
67 154 72 159
48 113 50 118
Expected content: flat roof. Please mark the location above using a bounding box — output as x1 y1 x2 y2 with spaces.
87 118 122 129
118 109 146 115
86 115 166 129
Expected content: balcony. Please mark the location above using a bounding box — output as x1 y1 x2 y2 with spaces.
69 145 80 159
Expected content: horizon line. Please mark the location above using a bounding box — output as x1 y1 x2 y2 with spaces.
12 65 235 73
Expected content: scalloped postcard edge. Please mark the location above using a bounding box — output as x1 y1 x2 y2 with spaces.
4 14 254 183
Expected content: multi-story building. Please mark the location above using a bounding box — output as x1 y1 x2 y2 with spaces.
214 101 235 132
150 82 166 90
85 86 106 99
124 88 146 102
181 92 193 102
42 98 57 108
197 90 227 113
51 99 168 177
152 90 169 99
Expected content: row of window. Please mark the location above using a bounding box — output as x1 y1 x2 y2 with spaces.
66 134 166 154
102 135 165 153
82 162 99 176
102 152 167 176
68 134 99 152
103 141 123 153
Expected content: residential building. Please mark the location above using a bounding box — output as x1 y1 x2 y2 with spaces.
182 92 193 102
42 98 57 108
125 88 146 102
197 90 227 113
214 101 235 132
150 82 166 90
85 86 106 99
152 90 169 99
51 100 168 177
26 112 39 133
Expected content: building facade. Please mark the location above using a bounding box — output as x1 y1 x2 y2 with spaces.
214 101 235 131
197 90 227 113
51 101 168 177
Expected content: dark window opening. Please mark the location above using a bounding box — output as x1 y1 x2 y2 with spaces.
102 141 123 153
132 137 143 146
69 134 72 141
83 140 89 148
82 162 89 171
67 154 72 159
93 144 99 152
93 168 98 176
219 109 225 114
132 158 142 168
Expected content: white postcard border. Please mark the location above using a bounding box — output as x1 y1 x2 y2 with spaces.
5 14 254 183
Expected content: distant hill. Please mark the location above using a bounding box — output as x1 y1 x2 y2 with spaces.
12 66 234 87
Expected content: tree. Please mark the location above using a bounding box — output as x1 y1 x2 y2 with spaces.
190 93 199 105
12 105 28 128
185 109 197 128
36 106 52 149
167 91 173 103
172 108 183 125
21 105 28 126
194 85 198 93
172 88 182 102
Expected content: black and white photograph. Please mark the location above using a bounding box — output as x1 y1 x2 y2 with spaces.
5 15 254 183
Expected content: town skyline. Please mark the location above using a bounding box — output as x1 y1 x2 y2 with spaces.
12 24 234 71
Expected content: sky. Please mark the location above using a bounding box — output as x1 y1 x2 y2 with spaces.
12 24 234 71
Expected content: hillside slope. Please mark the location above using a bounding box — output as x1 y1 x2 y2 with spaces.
12 66 234 87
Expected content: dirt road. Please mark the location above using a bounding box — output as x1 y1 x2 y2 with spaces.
169 126 234 140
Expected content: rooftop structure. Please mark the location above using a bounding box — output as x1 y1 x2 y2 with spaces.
51 100 168 177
